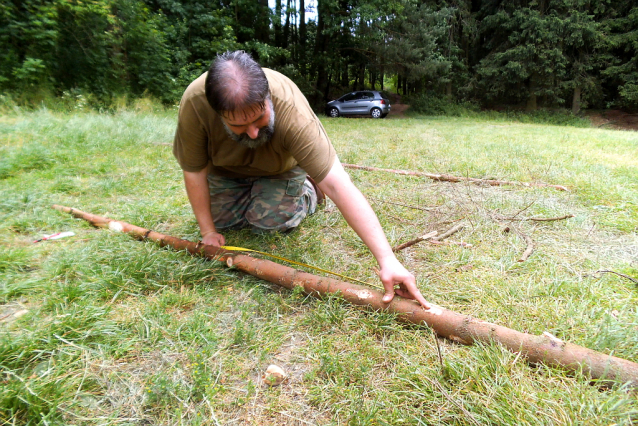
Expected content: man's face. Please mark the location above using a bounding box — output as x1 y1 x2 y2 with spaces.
221 99 275 149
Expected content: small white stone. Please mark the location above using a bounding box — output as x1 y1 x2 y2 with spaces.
263 364 286 386
13 309 28 318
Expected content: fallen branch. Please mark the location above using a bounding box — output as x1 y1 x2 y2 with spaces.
497 214 575 222
595 270 638 286
342 163 569 191
53 205 638 388
434 223 464 241
517 230 535 262
393 231 438 252
393 223 466 252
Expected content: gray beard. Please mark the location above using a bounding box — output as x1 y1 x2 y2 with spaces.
222 102 276 149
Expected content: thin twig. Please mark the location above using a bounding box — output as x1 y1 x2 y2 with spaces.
423 377 482 426
433 334 443 368
509 201 537 219
517 231 534 262
498 214 575 222
392 231 438 252
595 270 638 286
367 196 438 211
393 223 468 252
342 163 569 191
432 223 464 241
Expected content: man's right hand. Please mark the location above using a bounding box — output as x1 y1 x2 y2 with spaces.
202 231 226 247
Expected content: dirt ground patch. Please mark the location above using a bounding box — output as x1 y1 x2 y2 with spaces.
586 110 638 131
388 103 410 118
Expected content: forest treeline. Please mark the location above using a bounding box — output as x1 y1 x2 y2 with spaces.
1 0 637 112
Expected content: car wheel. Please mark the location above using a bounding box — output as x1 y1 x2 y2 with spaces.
328 107 339 118
370 108 382 118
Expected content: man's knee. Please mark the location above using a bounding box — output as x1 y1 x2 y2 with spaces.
245 177 316 232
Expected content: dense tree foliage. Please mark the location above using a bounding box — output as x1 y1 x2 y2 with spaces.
1 0 637 110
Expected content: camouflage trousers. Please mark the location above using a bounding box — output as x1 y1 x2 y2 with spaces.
207 166 318 233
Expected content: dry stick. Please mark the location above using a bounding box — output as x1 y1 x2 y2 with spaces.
367 196 437 212
342 163 569 191
433 223 464 241
517 230 535 262
393 231 438 252
499 214 575 222
52 205 638 388
393 223 465 252
595 270 638 286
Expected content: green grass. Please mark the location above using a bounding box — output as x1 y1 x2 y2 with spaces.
1 108 637 425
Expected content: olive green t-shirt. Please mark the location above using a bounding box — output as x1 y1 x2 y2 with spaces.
173 68 336 183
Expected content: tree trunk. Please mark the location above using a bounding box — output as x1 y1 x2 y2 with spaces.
526 76 538 111
298 0 306 75
275 0 282 47
341 63 348 88
572 86 582 115
283 0 291 48
312 0 329 106
255 0 270 43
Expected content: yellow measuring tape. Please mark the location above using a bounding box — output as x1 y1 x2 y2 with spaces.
221 245 382 290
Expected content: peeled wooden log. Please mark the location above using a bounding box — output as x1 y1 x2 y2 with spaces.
52 205 638 388
342 163 569 191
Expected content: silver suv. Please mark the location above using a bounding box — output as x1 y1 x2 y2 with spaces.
326 91 391 118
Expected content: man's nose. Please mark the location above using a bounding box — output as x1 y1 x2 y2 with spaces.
246 125 260 139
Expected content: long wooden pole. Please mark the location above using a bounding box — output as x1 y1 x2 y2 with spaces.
52 205 638 388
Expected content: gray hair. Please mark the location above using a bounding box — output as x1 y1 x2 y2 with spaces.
205 51 270 115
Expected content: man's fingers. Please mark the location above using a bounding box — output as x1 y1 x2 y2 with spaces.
382 291 394 303
394 287 412 299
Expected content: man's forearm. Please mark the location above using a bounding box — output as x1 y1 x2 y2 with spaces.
183 169 216 235
317 161 395 266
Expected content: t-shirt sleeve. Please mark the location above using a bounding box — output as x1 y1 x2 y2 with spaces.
287 117 336 183
172 96 209 172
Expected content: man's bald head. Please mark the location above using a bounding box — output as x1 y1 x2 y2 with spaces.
205 51 270 118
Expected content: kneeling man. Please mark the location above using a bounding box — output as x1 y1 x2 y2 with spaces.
173 50 430 308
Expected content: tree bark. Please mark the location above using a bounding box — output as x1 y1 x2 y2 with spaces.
298 0 306 74
52 205 638 389
526 75 538 111
283 0 292 48
275 0 283 47
312 0 329 105
572 86 582 115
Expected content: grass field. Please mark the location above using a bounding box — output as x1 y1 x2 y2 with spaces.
1 107 637 425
